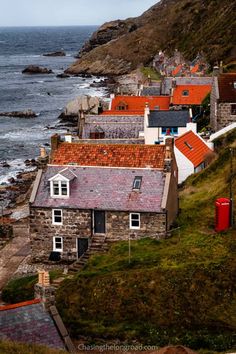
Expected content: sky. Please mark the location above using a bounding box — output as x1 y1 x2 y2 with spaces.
0 0 158 27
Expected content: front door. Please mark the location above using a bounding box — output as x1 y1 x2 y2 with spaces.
77 238 88 258
94 210 105 234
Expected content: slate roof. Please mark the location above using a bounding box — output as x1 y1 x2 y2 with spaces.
175 130 211 167
32 166 166 213
0 299 65 350
172 85 212 105
141 86 161 96
51 143 165 169
148 110 190 127
218 73 236 102
111 95 170 111
83 114 144 139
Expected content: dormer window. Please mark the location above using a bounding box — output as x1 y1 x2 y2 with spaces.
49 168 76 198
51 180 69 197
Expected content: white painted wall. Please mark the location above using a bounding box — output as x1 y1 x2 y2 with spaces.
209 122 236 142
174 146 194 183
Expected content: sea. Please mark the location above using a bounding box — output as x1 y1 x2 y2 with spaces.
0 26 106 185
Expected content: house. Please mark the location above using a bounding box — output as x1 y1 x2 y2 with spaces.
29 140 178 263
171 84 212 106
81 113 144 141
174 130 213 183
105 95 170 115
144 106 196 144
210 73 236 132
161 77 212 96
0 299 65 350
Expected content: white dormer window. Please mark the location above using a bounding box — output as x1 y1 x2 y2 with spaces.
50 180 69 197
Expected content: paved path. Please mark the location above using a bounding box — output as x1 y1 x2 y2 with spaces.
0 222 30 291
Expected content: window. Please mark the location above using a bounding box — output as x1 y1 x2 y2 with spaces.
53 236 63 252
184 141 193 150
90 132 105 139
182 90 189 96
161 127 178 135
133 176 142 190
130 213 140 229
231 104 236 115
52 209 63 225
50 180 69 197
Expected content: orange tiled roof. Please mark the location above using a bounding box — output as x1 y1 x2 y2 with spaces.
111 95 170 111
190 64 199 73
51 143 166 169
101 110 144 116
172 64 182 76
175 130 211 167
172 85 212 105
0 299 41 311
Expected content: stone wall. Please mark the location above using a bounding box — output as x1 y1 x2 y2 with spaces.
30 207 167 262
30 207 92 262
217 103 236 130
106 211 167 241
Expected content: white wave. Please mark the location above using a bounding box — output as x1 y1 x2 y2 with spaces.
37 80 45 83
0 158 36 185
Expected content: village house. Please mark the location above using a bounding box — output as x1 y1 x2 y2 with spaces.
29 139 178 263
170 83 212 107
210 72 236 132
174 130 213 183
144 105 196 144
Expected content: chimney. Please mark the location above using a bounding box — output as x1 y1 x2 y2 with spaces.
34 270 55 310
37 147 49 169
189 107 193 121
164 137 174 172
144 103 150 127
65 130 72 143
51 134 60 155
172 78 177 88
186 122 197 133
213 65 220 76
40 147 47 158
109 93 115 110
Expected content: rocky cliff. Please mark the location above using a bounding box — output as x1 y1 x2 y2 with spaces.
66 0 236 76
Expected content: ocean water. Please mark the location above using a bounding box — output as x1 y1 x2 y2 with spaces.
0 26 106 184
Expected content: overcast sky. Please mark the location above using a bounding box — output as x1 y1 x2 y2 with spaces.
0 0 158 27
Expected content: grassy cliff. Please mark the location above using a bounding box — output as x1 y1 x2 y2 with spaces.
67 0 236 75
56 132 236 351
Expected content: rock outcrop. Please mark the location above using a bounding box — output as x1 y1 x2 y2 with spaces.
43 51 66 57
65 95 101 115
66 0 236 76
22 65 53 74
0 110 37 118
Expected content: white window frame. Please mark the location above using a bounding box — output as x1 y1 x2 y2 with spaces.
50 180 69 198
129 213 140 229
53 236 63 252
52 209 63 225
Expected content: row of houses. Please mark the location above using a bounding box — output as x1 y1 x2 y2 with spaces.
29 71 236 264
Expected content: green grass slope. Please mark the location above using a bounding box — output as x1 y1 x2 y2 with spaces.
56 134 236 351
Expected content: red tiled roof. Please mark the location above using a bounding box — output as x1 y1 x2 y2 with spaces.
172 85 212 105
190 64 199 73
102 110 144 115
175 130 211 167
0 299 41 311
51 143 166 169
218 73 236 102
172 65 182 76
111 95 170 111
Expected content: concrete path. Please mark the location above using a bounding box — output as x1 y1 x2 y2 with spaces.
0 222 30 291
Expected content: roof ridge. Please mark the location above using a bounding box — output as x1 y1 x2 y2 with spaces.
0 299 41 311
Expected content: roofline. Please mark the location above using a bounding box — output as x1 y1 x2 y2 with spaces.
0 299 41 311
29 169 43 204
47 164 164 171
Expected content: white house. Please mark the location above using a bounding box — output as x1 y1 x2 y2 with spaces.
174 130 213 183
144 106 197 144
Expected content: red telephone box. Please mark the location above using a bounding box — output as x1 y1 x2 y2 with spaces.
215 198 230 232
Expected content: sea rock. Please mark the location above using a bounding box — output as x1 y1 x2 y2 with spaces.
56 73 70 79
0 110 36 118
43 51 66 57
0 161 10 168
64 95 101 116
22 65 53 74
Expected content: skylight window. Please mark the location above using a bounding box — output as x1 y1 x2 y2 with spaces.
133 176 142 190
184 141 193 150
182 90 189 96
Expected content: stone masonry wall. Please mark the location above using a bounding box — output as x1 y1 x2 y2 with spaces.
217 103 236 130
30 207 91 262
106 211 167 241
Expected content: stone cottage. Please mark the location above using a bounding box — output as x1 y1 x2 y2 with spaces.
210 73 236 132
29 141 178 263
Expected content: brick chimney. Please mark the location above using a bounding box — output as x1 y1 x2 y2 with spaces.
164 137 174 172
34 270 55 310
